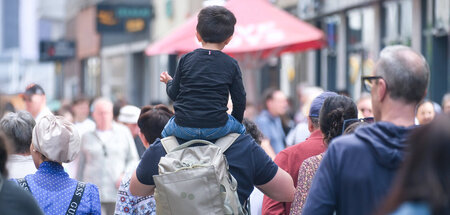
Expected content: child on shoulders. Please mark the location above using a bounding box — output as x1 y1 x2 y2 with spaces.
159 6 246 141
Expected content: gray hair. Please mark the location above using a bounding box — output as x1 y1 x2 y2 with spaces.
0 111 36 154
376 45 430 104
92 97 113 112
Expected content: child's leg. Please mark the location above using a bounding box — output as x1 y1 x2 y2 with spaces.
161 116 199 140
201 115 246 140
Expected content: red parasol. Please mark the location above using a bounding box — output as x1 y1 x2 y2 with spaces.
145 0 324 57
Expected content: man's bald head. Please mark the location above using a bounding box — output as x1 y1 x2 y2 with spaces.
375 45 430 104
92 98 114 131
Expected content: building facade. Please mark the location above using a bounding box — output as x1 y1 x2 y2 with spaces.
294 0 449 102
0 0 68 100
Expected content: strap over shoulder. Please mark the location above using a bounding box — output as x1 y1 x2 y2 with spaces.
161 136 180 153
215 133 240 153
17 178 31 192
66 181 86 215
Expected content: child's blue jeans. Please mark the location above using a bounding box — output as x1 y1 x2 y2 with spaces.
161 114 246 140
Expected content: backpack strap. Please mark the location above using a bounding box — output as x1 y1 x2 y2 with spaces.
215 133 240 153
160 136 180 153
17 178 31 192
65 182 86 215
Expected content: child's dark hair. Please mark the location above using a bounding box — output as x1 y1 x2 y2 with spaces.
319 95 358 144
196 6 236 43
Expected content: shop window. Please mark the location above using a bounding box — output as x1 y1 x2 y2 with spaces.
82 57 101 98
324 16 339 91
382 0 412 46
434 0 450 34
346 8 376 99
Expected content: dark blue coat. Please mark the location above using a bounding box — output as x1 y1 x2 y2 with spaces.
302 122 415 215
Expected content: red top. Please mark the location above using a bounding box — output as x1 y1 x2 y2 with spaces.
262 129 326 215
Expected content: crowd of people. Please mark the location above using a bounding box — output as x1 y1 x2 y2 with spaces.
0 5 450 215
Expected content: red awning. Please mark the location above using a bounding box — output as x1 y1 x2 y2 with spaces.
146 0 325 57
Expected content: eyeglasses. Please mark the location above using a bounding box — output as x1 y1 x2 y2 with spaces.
362 76 383 92
341 117 375 134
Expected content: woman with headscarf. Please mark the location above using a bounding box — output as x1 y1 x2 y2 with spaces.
14 115 101 214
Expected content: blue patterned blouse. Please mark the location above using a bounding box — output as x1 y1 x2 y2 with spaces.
19 161 101 215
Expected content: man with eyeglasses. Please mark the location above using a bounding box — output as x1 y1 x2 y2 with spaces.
21 84 53 122
302 45 430 215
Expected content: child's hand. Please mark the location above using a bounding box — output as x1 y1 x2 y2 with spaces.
160 71 173 84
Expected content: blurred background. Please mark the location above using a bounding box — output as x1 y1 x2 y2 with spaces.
0 0 448 112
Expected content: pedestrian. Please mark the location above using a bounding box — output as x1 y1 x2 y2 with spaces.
290 95 360 215
14 115 101 214
21 84 53 122
262 92 338 215
255 88 289 154
416 100 435 125
129 111 295 212
77 97 139 215
65 97 94 179
357 92 373 118
441 93 450 114
376 114 450 215
118 105 146 157
0 111 37 178
159 5 246 141
302 45 430 215
72 96 95 137
286 86 323 147
57 105 74 122
0 130 44 215
115 105 173 215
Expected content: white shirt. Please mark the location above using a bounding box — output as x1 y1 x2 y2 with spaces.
6 154 37 178
77 122 139 203
64 118 96 178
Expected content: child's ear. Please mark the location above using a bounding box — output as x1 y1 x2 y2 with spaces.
196 32 203 42
224 36 233 45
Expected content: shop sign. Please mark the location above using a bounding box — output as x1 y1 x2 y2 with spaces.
39 40 76 62
96 4 152 33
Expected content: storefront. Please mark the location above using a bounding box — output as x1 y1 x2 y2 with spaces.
421 0 449 103
296 0 449 102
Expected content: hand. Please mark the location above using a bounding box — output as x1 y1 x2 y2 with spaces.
160 71 173 84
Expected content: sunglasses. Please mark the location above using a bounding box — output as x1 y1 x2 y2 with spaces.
341 117 375 134
22 97 32 102
362 76 383 92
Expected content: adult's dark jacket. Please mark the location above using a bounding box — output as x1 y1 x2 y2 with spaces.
302 122 415 215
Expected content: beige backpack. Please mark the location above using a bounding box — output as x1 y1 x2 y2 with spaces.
153 133 245 215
